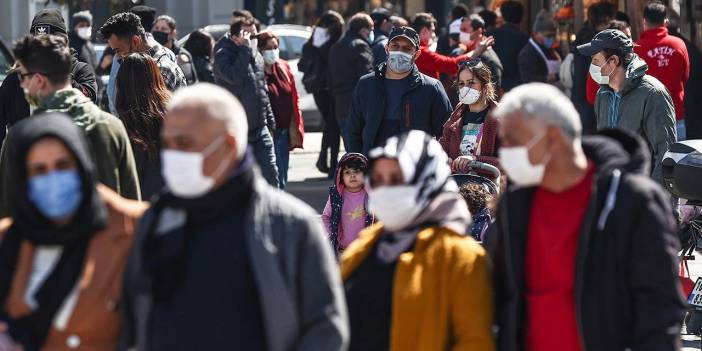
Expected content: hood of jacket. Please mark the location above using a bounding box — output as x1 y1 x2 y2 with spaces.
334 153 369 195
582 127 651 177
620 54 648 95
34 88 98 130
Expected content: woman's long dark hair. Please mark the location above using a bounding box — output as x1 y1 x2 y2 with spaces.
115 53 170 159
183 28 214 60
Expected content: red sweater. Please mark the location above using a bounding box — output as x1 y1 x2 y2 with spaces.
525 163 595 351
415 43 471 80
634 27 690 120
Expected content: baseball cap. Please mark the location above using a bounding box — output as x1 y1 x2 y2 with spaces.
388 26 420 49
31 9 67 36
577 29 633 56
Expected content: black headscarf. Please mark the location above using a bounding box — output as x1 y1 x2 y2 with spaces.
0 113 107 350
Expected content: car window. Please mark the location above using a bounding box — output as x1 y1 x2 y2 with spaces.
284 35 307 60
278 37 290 60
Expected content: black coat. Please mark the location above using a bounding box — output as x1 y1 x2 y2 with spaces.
0 49 97 145
213 33 276 133
371 29 389 68
487 23 528 91
172 43 198 86
192 56 214 83
298 39 334 94
485 129 686 351
571 26 598 135
69 32 97 72
346 63 453 155
328 30 374 120
517 40 559 84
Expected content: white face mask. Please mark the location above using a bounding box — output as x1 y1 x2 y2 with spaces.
161 136 232 198
367 185 424 232
589 59 612 85
249 38 258 50
312 27 330 47
459 87 482 105
498 132 549 187
262 49 279 65
459 31 472 45
77 27 92 41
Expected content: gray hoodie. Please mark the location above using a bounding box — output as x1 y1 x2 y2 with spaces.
594 54 676 185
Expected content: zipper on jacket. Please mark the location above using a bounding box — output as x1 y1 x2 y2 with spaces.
404 102 411 129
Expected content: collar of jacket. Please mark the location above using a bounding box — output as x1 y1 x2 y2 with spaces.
374 62 422 89
640 26 669 41
598 53 648 96
446 100 498 130
35 88 89 113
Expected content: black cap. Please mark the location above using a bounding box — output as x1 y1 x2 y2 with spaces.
31 9 67 36
371 8 391 23
577 29 633 56
388 26 419 49
129 5 156 30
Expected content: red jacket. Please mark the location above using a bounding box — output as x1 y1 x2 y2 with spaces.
635 27 690 120
438 101 500 169
415 43 471 80
276 60 305 149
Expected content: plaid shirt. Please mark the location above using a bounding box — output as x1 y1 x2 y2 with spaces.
148 44 187 91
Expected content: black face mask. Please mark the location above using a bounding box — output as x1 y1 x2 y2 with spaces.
152 31 170 46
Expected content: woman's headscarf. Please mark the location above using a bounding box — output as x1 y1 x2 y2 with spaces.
0 112 106 349
367 130 471 262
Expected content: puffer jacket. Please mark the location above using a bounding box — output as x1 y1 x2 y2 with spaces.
485 129 685 351
214 33 276 134
347 63 453 155
593 54 676 185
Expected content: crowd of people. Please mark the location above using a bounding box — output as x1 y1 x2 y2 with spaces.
0 1 697 350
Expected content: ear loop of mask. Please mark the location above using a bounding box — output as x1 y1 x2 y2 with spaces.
201 136 236 180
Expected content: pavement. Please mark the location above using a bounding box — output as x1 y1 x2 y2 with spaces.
286 132 702 349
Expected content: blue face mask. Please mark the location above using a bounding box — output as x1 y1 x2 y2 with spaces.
367 29 375 44
543 37 554 48
28 170 83 221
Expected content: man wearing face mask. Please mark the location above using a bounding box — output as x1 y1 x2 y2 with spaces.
347 26 453 155
153 15 198 86
213 15 279 188
0 34 140 217
485 83 685 351
577 29 676 185
370 8 393 67
68 11 96 71
329 13 375 148
0 9 97 146
102 7 184 115
119 83 348 351
518 10 562 85
411 12 493 81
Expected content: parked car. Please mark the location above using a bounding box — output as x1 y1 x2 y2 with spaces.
0 38 15 85
178 24 322 131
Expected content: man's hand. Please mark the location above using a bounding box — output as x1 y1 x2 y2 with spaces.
451 155 475 173
232 30 252 48
99 53 113 70
473 36 495 57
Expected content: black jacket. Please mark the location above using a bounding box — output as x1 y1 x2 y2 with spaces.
518 40 559 84
192 55 214 83
371 29 389 68
0 49 97 145
213 33 275 133
298 39 334 94
328 30 374 119
172 43 198 86
571 26 598 135
487 23 528 91
485 129 685 351
347 63 453 155
69 31 97 72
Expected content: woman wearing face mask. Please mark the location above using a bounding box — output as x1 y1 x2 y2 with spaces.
341 130 494 351
183 29 215 83
258 31 304 189
439 59 501 175
0 113 147 351
116 53 170 200
298 11 344 176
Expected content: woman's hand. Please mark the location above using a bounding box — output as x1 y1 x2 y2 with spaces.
451 155 475 173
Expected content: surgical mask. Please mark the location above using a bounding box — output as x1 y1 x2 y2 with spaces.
543 37 554 48
589 59 613 85
77 27 92 41
28 170 83 221
368 185 423 232
498 132 549 187
367 29 375 44
152 31 170 46
459 31 472 45
312 27 330 47
387 51 414 73
250 38 258 50
262 49 279 65
459 87 482 105
161 136 232 198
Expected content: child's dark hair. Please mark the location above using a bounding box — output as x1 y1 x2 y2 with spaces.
342 158 367 173
459 183 493 214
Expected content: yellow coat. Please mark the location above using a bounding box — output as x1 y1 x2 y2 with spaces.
341 223 495 351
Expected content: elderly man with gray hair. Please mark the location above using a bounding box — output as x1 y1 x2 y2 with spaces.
485 83 684 351
118 83 349 351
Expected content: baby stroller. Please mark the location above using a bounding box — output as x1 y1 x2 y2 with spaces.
451 160 501 242
662 140 702 338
